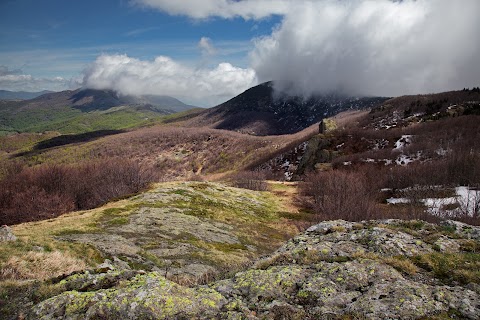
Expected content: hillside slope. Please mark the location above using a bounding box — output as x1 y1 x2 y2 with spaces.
186 81 388 135
0 88 197 134
254 89 480 179
0 90 53 100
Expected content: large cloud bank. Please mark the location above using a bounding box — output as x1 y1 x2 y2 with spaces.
134 0 480 98
82 54 257 106
251 0 480 96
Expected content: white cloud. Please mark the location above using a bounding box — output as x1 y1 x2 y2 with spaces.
132 0 292 19
0 65 77 92
251 0 480 96
135 0 480 97
82 54 257 106
198 37 217 56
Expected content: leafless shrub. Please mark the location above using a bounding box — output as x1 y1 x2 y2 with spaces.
299 170 379 221
455 188 480 222
0 158 156 225
228 170 269 191
383 150 480 190
0 159 25 179
187 174 205 182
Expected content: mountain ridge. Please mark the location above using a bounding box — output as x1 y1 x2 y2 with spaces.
14 88 196 113
0 89 53 100
186 81 389 135
0 88 198 134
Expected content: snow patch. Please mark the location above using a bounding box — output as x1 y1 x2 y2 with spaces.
395 152 422 166
435 148 449 156
394 135 412 150
388 186 480 217
386 198 410 204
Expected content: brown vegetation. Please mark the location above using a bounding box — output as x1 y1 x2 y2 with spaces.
227 171 269 191
0 158 155 225
5 125 316 179
298 158 480 225
0 124 319 225
0 251 86 281
299 170 381 221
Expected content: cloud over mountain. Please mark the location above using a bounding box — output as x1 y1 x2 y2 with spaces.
251 0 480 96
82 54 257 106
135 0 480 97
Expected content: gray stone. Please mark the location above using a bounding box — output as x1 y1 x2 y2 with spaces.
441 219 480 240
0 225 16 242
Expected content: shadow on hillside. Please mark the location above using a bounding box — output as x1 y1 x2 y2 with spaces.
13 129 125 157
69 89 121 112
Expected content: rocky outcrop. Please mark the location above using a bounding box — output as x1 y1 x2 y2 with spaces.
29 219 480 319
52 182 292 283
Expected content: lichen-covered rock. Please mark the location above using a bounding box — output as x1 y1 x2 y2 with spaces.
213 265 310 303
304 220 432 256
434 235 461 252
27 220 480 319
0 225 16 242
32 272 226 320
441 219 480 240
51 182 290 284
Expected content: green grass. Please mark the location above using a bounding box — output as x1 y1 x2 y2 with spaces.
208 243 248 253
0 104 171 135
21 109 165 134
0 105 81 133
105 217 130 226
411 252 480 285
278 211 317 221
0 132 59 152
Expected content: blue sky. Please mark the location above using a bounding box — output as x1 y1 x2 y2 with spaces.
0 0 479 106
0 0 277 78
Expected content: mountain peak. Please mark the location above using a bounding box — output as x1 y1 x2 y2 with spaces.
187 82 388 135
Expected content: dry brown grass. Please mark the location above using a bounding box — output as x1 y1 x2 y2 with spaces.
383 256 419 275
328 109 370 130
0 251 86 281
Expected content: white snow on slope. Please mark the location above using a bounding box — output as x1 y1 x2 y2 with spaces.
394 135 412 150
387 186 480 217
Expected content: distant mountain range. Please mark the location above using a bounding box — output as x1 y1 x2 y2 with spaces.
0 88 198 134
11 88 196 113
0 90 54 100
187 82 389 135
1 83 390 136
